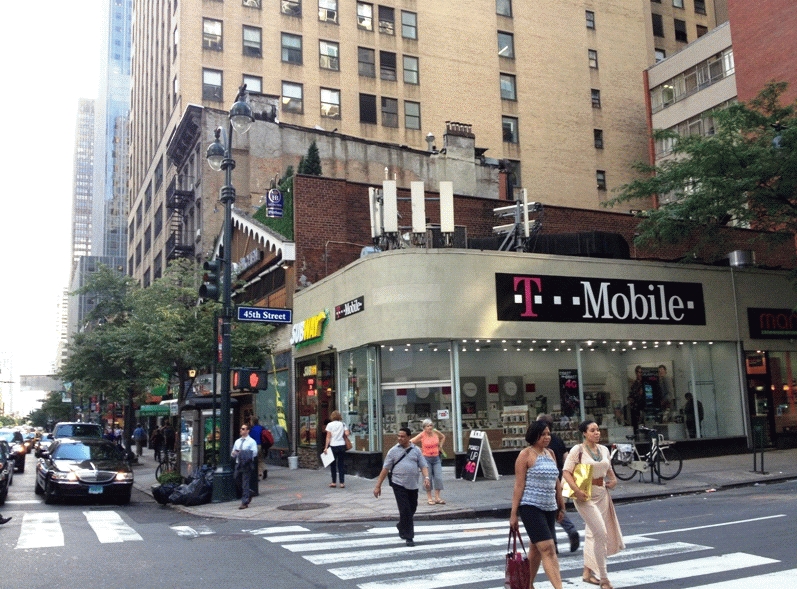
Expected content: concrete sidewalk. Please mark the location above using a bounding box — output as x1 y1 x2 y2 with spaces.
132 446 797 523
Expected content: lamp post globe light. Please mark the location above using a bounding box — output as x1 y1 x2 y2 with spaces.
205 85 254 502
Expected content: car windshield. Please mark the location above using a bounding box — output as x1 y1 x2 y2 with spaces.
56 424 102 438
0 431 15 443
53 444 120 461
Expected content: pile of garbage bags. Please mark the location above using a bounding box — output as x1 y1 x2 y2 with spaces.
153 465 214 506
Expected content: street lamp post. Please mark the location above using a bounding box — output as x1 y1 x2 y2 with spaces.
206 85 254 502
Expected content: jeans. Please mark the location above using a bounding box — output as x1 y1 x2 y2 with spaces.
391 484 419 540
330 445 347 484
425 455 444 491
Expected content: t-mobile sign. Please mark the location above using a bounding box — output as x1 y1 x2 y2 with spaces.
495 273 705 325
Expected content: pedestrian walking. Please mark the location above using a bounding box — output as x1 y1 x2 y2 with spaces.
249 417 264 479
323 410 350 488
0 514 11 525
162 422 176 454
151 426 164 461
232 423 258 509
133 424 147 457
410 418 446 505
563 420 624 589
537 413 580 552
373 427 430 547
509 420 566 589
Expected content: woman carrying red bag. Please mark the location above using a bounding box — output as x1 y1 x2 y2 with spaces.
509 420 565 589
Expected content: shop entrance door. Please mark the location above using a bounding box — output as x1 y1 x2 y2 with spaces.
746 352 775 446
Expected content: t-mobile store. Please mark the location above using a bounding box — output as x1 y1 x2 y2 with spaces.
291 249 797 476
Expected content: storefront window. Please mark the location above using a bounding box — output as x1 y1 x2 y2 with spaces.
750 351 797 437
297 353 336 448
257 353 291 451
338 346 379 451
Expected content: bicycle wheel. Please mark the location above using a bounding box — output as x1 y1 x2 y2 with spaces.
611 449 638 481
653 445 682 480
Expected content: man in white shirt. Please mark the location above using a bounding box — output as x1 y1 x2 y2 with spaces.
232 424 258 509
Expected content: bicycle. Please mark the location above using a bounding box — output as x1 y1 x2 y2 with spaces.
155 449 178 480
610 425 683 481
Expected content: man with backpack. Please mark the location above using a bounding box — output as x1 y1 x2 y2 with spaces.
249 417 272 480
260 423 274 479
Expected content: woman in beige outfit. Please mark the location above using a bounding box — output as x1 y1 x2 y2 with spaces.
563 420 624 589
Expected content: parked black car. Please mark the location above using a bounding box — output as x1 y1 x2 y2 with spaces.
35 433 54 458
52 422 104 440
0 440 14 505
0 430 26 473
35 439 133 505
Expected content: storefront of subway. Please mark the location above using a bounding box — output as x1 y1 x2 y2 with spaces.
291 248 797 477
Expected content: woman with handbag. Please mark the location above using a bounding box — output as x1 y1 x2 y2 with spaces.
509 420 565 589
410 418 446 505
323 410 350 488
563 420 624 589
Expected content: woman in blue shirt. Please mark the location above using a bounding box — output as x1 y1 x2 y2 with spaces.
509 420 565 589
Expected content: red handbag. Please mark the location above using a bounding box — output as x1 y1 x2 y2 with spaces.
505 528 530 589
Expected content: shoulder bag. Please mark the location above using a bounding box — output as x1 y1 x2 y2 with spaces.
562 445 593 501
504 527 531 589
344 433 353 451
386 447 411 486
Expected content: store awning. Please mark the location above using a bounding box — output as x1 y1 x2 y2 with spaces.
138 404 171 416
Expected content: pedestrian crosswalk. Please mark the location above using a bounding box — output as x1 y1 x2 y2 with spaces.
247 522 789 589
3 512 792 589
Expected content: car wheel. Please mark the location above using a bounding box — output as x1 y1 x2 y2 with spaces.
34 476 44 495
44 480 58 505
115 488 132 505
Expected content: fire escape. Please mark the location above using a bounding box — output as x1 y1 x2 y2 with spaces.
165 174 195 260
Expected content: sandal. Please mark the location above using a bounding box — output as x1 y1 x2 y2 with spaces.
427 499 436 505
339 484 345 488
435 499 446 504
329 483 338 488
599 582 613 589
582 574 601 586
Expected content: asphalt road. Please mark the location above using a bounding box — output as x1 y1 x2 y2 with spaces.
2 452 795 589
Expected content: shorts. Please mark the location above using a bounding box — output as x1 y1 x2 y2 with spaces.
518 504 557 544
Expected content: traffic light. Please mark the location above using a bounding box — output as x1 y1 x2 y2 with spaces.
232 368 269 391
199 259 221 300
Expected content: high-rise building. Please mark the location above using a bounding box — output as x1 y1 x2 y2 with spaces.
127 1 729 283
70 99 95 267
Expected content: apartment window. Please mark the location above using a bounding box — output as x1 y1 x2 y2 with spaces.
696 25 708 37
655 49 666 63
652 14 664 38
378 6 395 34
591 88 601 108
136 202 143 227
282 81 304 113
128 220 135 243
144 225 152 254
154 159 163 192
243 26 262 57
498 31 514 58
357 2 373 31
143 269 151 288
500 73 516 100
674 19 687 42
154 253 163 280
319 40 339 70
203 18 222 51
496 0 512 16
358 47 375 77
672 0 683 7
281 33 303 64
359 93 377 124
594 129 604 149
144 182 152 211
320 88 340 119
154 205 163 237
135 242 141 268
382 97 398 128
502 116 518 143
596 170 607 191
319 0 338 23
243 0 262 8
243 75 262 93
282 0 301 17
405 101 420 130
586 10 595 29
380 51 396 81
694 0 706 14
403 55 419 84
401 11 417 39
203 68 223 101
588 49 598 68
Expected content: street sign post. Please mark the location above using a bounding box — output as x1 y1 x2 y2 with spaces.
237 306 293 324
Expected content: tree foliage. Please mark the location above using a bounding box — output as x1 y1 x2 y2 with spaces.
608 82 797 255
27 391 75 428
298 140 323 175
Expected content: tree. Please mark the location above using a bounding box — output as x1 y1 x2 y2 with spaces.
297 140 322 175
28 391 77 429
608 82 797 256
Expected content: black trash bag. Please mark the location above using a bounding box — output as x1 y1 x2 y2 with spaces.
153 482 179 505
168 483 191 505
183 465 214 506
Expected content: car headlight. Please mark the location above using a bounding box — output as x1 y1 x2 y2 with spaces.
51 471 78 481
115 472 134 482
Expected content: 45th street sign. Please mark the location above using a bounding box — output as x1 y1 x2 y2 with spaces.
237 306 293 324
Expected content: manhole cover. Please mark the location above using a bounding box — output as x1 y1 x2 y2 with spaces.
277 502 330 511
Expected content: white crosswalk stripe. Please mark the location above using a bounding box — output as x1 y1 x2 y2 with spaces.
85 510 143 543
13 510 143 549
252 522 785 589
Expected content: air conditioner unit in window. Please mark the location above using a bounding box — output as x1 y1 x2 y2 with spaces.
319 8 337 22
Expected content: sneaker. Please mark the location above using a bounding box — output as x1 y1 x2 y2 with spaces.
569 531 580 552
405 539 415 547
